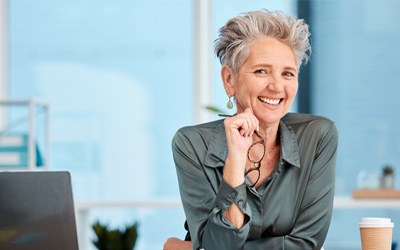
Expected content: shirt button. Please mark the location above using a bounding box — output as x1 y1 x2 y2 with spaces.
237 200 243 207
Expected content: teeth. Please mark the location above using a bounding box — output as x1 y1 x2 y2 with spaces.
259 97 280 105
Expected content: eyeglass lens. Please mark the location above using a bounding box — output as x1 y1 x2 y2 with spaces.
245 168 260 187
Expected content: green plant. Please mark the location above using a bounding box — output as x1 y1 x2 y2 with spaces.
92 221 139 250
205 105 225 114
383 165 394 176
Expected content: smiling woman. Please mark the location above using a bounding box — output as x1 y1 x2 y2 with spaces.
165 9 338 250
221 37 299 128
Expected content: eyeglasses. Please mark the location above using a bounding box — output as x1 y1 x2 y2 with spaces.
245 130 265 187
218 114 266 188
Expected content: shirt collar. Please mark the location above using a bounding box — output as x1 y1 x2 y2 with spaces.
204 117 301 169
204 120 227 168
279 117 301 168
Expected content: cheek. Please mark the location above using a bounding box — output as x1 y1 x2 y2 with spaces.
287 84 298 98
234 79 254 100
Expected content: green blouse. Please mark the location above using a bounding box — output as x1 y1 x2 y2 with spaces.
172 113 338 250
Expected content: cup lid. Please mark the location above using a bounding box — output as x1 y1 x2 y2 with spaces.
359 217 394 228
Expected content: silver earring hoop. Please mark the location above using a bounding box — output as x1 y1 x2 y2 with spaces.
227 96 233 109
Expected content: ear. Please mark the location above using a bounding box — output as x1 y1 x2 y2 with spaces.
221 64 235 96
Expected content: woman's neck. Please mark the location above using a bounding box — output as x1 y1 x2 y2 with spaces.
256 123 280 148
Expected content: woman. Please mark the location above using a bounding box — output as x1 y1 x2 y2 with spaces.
165 9 338 250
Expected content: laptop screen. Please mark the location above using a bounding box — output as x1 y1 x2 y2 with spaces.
0 171 79 250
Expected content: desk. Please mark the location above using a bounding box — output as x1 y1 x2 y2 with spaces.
75 197 400 249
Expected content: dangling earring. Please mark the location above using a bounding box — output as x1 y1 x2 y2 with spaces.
227 96 233 109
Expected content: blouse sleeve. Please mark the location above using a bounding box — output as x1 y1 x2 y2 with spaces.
172 129 252 250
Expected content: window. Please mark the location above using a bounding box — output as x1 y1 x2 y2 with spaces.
9 1 192 248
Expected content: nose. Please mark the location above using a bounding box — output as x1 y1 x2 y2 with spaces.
266 73 284 92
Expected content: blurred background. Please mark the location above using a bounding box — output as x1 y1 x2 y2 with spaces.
1 0 400 249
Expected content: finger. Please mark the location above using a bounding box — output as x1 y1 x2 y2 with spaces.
243 107 255 118
224 115 244 137
245 115 255 136
227 112 254 137
250 115 259 135
245 108 259 134
238 109 258 137
237 116 249 137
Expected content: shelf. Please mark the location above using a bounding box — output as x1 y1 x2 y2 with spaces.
352 189 400 199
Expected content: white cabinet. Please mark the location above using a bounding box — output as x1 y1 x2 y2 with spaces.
0 99 49 170
334 197 400 209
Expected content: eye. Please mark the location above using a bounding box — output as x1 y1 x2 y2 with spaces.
254 69 269 75
282 71 295 77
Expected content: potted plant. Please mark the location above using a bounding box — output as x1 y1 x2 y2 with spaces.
381 165 395 189
92 221 139 250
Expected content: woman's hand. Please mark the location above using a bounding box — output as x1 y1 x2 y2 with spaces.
163 237 192 250
222 108 259 229
224 108 259 175
223 107 259 187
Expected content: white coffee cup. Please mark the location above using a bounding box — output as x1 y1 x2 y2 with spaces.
359 217 394 250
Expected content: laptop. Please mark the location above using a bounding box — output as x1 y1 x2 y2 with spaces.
0 171 79 250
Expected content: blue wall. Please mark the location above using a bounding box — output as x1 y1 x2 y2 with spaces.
312 1 400 249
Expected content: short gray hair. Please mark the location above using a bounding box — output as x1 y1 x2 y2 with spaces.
214 9 311 73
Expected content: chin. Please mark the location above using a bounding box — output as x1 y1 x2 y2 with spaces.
258 112 283 124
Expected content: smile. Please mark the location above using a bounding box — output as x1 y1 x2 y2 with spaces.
258 97 281 105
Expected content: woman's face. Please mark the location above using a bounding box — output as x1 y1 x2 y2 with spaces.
226 37 298 127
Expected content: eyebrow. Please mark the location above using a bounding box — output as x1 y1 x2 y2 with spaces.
252 63 298 73
283 66 298 73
